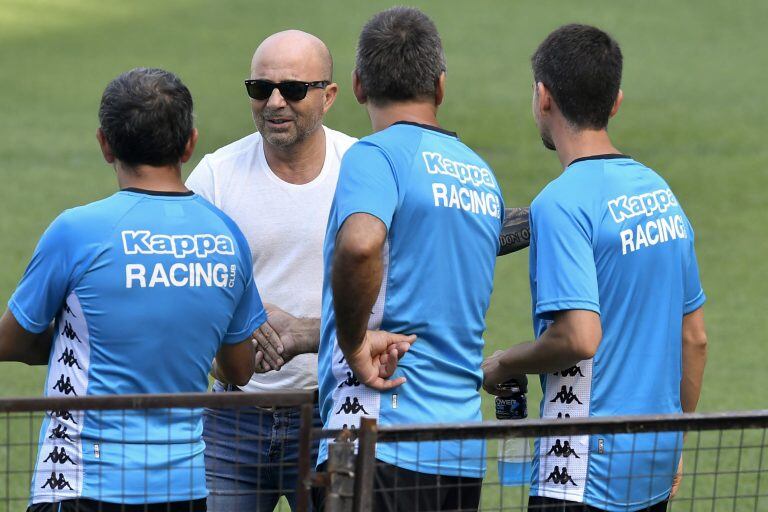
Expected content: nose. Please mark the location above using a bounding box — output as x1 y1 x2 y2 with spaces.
266 87 287 109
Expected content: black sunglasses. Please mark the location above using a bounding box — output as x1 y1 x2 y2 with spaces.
244 79 330 101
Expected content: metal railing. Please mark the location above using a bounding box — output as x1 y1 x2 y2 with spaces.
0 391 314 512
2 394 767 512
316 410 768 512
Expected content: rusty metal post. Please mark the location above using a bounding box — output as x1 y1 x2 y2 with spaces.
295 402 314 512
325 430 356 512
353 417 378 512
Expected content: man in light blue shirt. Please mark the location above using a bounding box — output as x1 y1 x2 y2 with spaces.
483 25 708 512
315 7 504 512
0 68 261 512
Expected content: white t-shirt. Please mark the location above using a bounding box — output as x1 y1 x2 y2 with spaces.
186 126 357 391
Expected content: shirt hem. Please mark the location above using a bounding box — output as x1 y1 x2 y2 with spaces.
7 298 49 333
338 208 392 232
684 290 706 315
223 309 267 344
375 451 486 479
536 298 600 316
531 487 671 512
32 492 208 505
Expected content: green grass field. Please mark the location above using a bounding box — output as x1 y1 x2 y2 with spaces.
1 0 767 510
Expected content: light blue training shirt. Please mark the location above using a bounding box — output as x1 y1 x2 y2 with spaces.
9 189 265 504
528 155 706 511
317 122 504 477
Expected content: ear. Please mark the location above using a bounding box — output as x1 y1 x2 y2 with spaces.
180 128 199 164
609 89 623 118
352 69 366 105
96 128 115 164
322 81 339 114
435 71 446 107
535 82 552 113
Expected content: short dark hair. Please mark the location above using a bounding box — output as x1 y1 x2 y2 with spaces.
356 7 446 104
98 68 193 167
532 24 623 129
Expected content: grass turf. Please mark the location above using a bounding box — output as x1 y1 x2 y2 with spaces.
0 0 767 510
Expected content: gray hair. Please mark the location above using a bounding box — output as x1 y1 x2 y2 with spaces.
356 7 446 105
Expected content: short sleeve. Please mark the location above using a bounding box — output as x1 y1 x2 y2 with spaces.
334 142 398 230
223 256 266 344
683 245 706 315
8 215 75 333
532 194 600 317
185 156 216 204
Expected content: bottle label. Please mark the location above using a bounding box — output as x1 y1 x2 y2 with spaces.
495 394 527 420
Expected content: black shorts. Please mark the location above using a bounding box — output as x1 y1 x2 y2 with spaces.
27 498 206 512
312 459 482 512
528 496 668 512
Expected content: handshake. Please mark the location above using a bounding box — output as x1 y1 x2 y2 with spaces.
248 304 416 391
221 206 532 390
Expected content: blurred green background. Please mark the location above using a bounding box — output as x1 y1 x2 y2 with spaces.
0 0 766 510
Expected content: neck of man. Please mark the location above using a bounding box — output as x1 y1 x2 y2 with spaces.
367 100 440 133
116 161 189 193
263 125 327 185
551 122 622 170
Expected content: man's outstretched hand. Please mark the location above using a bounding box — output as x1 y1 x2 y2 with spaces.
252 303 319 372
346 330 417 391
253 304 294 372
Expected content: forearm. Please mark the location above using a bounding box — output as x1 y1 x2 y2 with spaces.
210 358 228 384
292 317 321 354
497 310 601 377
332 249 382 357
680 357 705 413
681 309 707 413
17 327 55 365
499 333 587 377
498 207 530 256
0 310 55 365
214 339 256 386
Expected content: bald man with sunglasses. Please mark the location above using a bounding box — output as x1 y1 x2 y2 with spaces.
186 31 412 511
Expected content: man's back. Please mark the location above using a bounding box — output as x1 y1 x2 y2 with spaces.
319 122 504 477
11 189 263 504
529 155 706 509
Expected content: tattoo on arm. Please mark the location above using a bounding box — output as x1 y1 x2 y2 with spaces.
498 207 531 256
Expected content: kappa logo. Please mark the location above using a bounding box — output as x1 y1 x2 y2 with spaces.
545 466 577 486
337 371 361 389
122 230 235 259
608 188 678 223
52 375 77 396
554 366 584 377
422 152 496 189
63 301 76 317
43 446 77 465
547 439 580 459
57 348 81 369
550 386 582 405
60 322 81 343
336 397 368 415
49 424 73 442
50 410 77 424
41 472 73 490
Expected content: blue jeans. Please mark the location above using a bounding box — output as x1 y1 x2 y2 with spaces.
203 382 321 511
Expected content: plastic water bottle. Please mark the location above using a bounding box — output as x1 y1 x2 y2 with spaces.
496 377 532 486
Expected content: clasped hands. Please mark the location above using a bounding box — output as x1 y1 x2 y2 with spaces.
252 304 416 390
